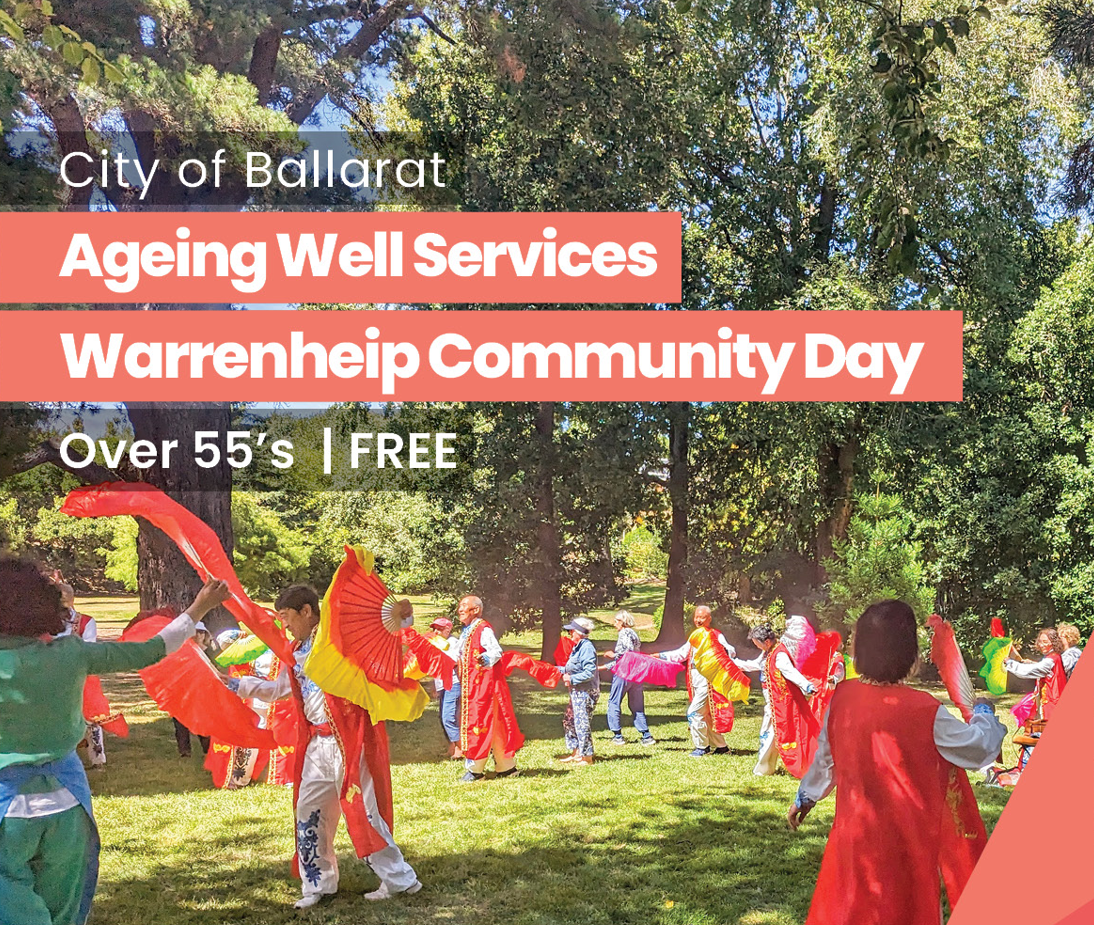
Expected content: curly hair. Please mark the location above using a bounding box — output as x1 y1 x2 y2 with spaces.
1037 627 1065 654
0 556 67 638
614 610 635 628
1057 623 1082 648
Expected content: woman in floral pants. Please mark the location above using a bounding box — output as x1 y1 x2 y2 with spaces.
557 618 600 765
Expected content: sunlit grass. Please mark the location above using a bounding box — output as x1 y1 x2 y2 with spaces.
78 591 1016 925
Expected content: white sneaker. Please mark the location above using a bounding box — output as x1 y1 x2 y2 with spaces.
294 892 333 910
365 880 422 901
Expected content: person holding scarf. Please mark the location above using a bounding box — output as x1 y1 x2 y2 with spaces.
557 618 600 765
0 557 228 925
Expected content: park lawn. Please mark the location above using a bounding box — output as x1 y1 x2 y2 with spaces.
79 592 1016 925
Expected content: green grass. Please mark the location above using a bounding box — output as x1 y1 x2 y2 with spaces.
78 591 1016 925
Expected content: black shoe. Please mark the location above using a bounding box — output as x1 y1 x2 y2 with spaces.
713 746 729 755
495 767 519 779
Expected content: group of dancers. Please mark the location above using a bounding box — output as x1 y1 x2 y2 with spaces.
1 503 1080 925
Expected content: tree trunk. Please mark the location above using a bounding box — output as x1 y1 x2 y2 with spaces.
125 401 234 630
814 435 859 586
533 401 564 662
655 401 690 647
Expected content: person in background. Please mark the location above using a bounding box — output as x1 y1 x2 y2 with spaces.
557 617 600 765
428 617 463 758
454 595 523 783
1057 623 1084 679
0 559 228 925
55 585 107 770
656 606 737 758
601 610 655 746
1004 628 1068 722
734 624 818 777
788 599 1006 925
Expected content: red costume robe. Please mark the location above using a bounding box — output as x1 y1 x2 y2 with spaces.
1037 651 1067 721
75 613 128 738
459 619 524 760
766 641 820 778
806 681 986 925
280 649 396 873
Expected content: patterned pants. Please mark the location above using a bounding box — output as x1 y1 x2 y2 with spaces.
563 689 600 757
83 724 106 767
295 735 417 899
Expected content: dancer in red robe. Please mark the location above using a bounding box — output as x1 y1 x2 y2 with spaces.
455 595 523 782
229 585 420 909
734 624 819 778
788 600 1007 925
1003 627 1068 722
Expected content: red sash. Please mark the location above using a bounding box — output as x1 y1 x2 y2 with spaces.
1037 652 1067 721
458 620 524 760
765 642 820 778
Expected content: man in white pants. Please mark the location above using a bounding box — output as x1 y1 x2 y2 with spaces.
656 606 737 757
231 585 420 910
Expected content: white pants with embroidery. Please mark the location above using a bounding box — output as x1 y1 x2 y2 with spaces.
295 735 417 898
464 702 517 774
686 669 726 751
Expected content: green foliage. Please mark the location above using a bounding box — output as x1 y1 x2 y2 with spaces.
308 489 468 595
231 491 313 600
620 525 668 582
103 517 138 592
823 492 935 624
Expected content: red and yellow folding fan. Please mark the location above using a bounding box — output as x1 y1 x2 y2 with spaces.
304 545 429 723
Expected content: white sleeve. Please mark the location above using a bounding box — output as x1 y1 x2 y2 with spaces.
237 670 292 702
933 705 1007 769
154 612 197 654
479 626 503 666
797 713 835 805
775 651 815 694
1003 656 1055 680
733 654 764 672
716 633 736 658
80 618 98 643
659 642 691 664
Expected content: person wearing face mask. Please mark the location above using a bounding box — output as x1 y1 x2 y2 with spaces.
655 606 747 758
1004 627 1068 723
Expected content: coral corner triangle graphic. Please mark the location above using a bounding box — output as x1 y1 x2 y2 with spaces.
948 658 1094 925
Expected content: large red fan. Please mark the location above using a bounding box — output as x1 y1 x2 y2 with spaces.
325 546 407 691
